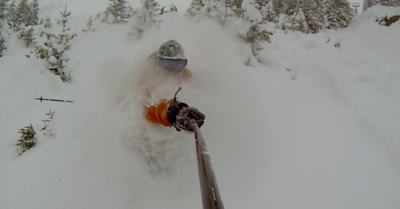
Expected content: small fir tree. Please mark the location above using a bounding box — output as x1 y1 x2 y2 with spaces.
33 44 48 59
38 5 76 82
44 16 52 28
29 0 39 25
16 0 30 26
231 0 245 17
103 0 133 23
82 15 96 32
96 12 101 20
6 0 19 29
18 25 35 47
0 37 5 57
323 0 354 29
38 16 52 37
0 0 8 21
41 109 55 137
186 0 205 16
47 5 76 82
0 23 7 57
259 1 277 23
16 123 37 155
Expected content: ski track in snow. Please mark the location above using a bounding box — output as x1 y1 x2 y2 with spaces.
1 2 400 209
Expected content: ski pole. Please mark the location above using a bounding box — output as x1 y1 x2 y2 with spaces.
192 122 224 209
35 96 74 103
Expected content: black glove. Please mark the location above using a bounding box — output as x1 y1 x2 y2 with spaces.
167 101 205 132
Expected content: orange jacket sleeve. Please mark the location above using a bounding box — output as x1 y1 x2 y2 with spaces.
145 100 174 127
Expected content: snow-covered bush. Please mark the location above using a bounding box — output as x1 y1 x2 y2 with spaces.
170 3 178 12
128 0 161 39
186 0 204 16
241 0 273 64
284 0 326 33
102 0 133 24
16 123 37 155
366 5 400 26
377 14 400 25
41 109 55 137
324 0 354 29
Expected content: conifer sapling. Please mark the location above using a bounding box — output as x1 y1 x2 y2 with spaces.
18 25 36 47
0 21 7 57
82 15 96 32
29 0 39 25
16 123 37 155
41 109 55 137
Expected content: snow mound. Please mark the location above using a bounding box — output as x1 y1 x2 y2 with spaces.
363 5 400 17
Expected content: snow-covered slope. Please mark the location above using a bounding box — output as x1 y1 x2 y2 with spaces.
1 1 400 209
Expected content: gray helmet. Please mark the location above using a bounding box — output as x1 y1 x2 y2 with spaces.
157 40 186 60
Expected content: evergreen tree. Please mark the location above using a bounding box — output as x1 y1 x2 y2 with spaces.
96 12 101 20
0 0 8 21
0 35 6 57
18 25 35 47
41 109 55 137
16 0 30 26
7 0 19 29
324 0 354 29
82 15 96 32
242 0 272 61
29 0 39 25
286 0 325 33
42 5 77 82
186 0 205 16
270 0 353 32
103 0 133 23
258 1 276 22
16 124 37 155
231 0 245 16
0 23 7 57
44 16 52 28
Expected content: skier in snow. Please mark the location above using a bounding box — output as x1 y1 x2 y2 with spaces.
143 40 205 132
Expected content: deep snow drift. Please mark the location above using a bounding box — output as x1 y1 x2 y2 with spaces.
1 1 400 209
